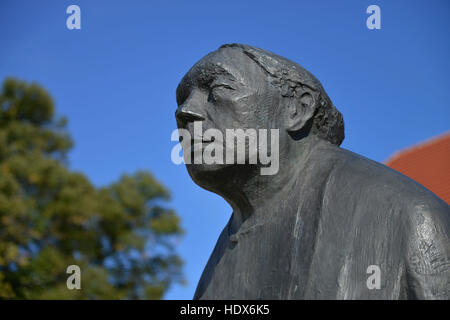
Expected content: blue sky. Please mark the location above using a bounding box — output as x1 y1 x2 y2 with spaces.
1 0 449 299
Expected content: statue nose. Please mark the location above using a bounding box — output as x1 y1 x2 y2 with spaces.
175 106 205 126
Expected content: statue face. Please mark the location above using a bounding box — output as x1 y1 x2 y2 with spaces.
176 48 283 188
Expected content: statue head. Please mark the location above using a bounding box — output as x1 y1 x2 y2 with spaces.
175 44 344 194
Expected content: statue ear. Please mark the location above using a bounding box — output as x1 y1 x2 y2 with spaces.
285 92 316 132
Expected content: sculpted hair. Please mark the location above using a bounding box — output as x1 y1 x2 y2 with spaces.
219 43 345 146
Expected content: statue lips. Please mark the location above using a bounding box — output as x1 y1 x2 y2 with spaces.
190 135 223 150
181 138 222 164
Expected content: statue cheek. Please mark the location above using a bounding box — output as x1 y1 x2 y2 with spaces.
229 92 259 110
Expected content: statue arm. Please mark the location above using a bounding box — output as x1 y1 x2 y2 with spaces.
405 202 450 299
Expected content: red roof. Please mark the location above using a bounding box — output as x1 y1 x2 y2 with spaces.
385 132 450 204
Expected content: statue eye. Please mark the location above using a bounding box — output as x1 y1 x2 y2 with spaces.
213 83 234 90
208 84 235 102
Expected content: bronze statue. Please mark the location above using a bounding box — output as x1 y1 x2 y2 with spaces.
175 44 450 299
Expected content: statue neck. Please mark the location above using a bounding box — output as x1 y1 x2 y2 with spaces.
226 135 322 234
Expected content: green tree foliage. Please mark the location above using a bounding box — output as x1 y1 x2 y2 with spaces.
0 78 183 299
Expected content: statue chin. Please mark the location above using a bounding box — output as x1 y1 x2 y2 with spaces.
186 162 233 181
186 162 227 175
186 162 257 191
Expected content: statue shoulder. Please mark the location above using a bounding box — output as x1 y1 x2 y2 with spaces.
310 143 449 299
333 147 450 299
321 145 447 207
